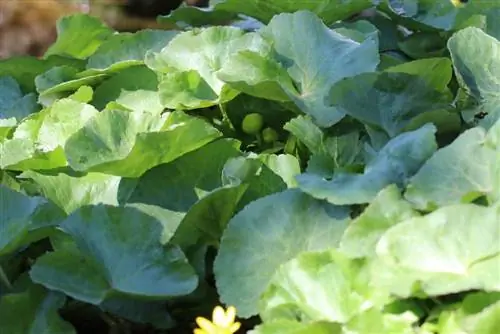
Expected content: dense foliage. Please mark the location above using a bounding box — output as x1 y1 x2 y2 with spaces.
1 0 499 333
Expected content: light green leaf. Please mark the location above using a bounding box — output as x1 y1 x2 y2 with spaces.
211 0 374 25
64 110 221 177
0 186 43 256
0 139 67 171
219 11 380 127
214 189 350 318
114 90 163 115
260 250 391 324
146 26 255 108
250 320 342 334
0 284 75 334
344 308 418 334
448 27 500 129
405 122 499 210
44 14 114 59
30 204 198 304
86 30 179 72
258 154 301 188
297 124 437 205
436 292 500 334
374 204 500 297
37 99 99 152
1 99 99 171
21 170 129 215
340 185 419 258
328 71 453 137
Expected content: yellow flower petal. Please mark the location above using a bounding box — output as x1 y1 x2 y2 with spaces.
193 329 207 334
212 306 227 326
229 322 241 333
225 306 237 324
196 317 217 333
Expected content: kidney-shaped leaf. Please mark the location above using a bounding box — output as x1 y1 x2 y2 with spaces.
405 120 500 210
260 250 391 324
375 204 500 297
219 11 380 127
64 110 221 177
30 204 198 304
214 189 350 318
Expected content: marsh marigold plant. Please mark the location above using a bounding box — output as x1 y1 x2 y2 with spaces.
194 305 241 334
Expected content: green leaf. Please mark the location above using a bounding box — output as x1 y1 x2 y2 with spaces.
328 71 453 137
405 121 499 210
0 76 38 137
100 296 175 330
172 185 248 248
219 11 380 127
127 138 242 244
0 186 43 256
0 56 84 93
397 32 448 59
211 0 374 25
0 283 75 334
340 185 419 258
214 189 350 318
30 204 198 304
384 57 453 91
284 116 364 177
448 27 500 129
159 6 238 28
0 76 38 121
381 0 496 31
297 124 437 205
64 110 221 177
374 204 500 297
86 30 179 72
34 66 107 101
44 14 114 59
92 65 158 110
484 8 500 40
260 250 391 323
146 26 251 108
221 155 288 211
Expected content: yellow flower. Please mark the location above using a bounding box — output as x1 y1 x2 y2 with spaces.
194 305 241 334
450 0 469 7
